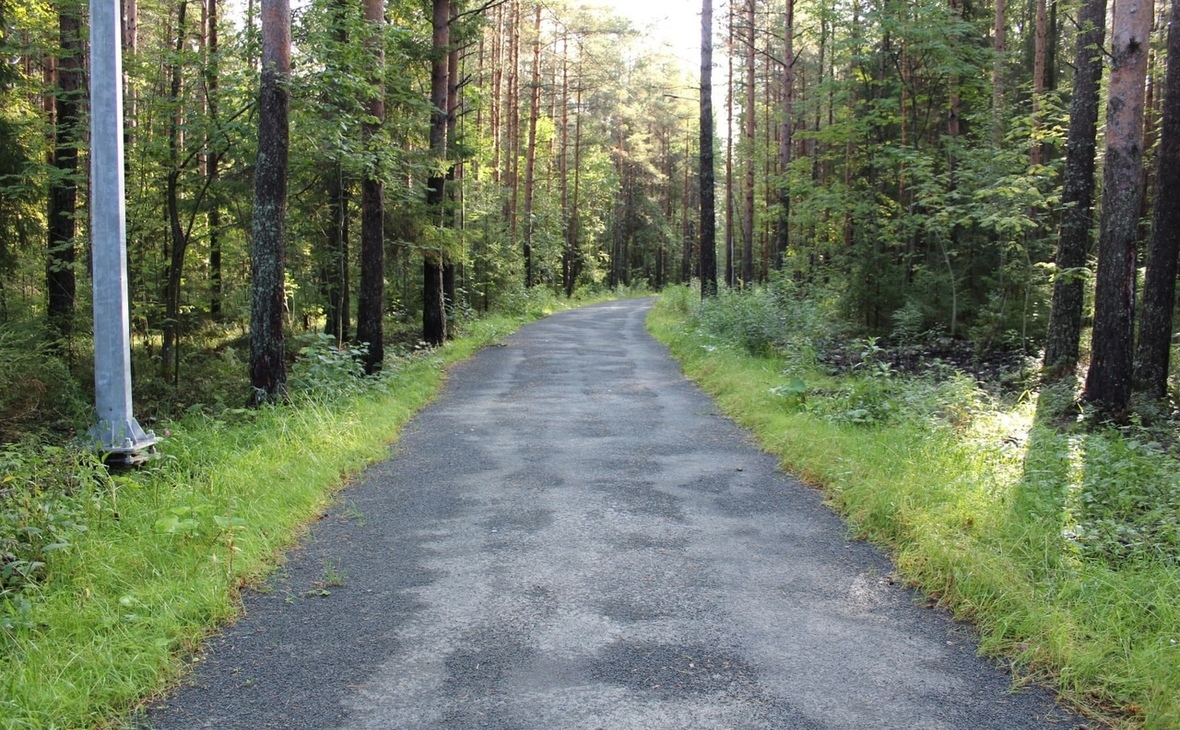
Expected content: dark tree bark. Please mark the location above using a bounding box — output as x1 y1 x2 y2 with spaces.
207 0 223 317
321 0 350 343
1082 0 1152 415
772 0 794 271
1133 0 1180 400
1030 0 1047 166
162 0 190 377
992 0 1006 143
355 0 385 374
522 3 541 288
422 0 449 345
699 0 717 298
1043 0 1106 375
47 2 83 338
740 0 754 286
323 165 349 342
248 0 291 404
725 0 735 288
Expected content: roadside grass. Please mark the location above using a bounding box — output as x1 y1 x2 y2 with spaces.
649 285 1180 729
0 306 570 730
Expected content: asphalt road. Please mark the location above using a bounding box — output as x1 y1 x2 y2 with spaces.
139 298 1079 730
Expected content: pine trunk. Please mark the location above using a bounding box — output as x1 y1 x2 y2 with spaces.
1044 0 1105 374
355 0 385 374
423 0 450 345
47 3 82 338
1133 0 1180 400
741 0 755 286
1083 0 1152 414
773 0 794 271
522 3 541 288
699 0 717 297
248 0 291 404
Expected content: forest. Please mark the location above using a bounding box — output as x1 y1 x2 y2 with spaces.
1 0 1180 725
0 0 1176 424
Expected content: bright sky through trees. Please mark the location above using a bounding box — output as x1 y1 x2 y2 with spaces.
589 0 702 71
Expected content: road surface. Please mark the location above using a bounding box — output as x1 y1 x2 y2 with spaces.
139 298 1078 729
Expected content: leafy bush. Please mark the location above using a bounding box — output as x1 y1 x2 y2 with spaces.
694 277 840 365
288 334 370 398
0 328 89 440
0 446 111 623
1063 436 1180 566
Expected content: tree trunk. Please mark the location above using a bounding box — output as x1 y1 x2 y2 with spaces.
773 0 794 271
522 3 541 288
1082 0 1152 415
992 0 1006 143
248 0 291 404
1043 0 1106 374
323 164 349 341
423 0 449 346
741 0 755 286
355 0 385 374
724 0 735 288
162 0 189 377
321 0 350 343
207 0 223 318
700 0 718 297
1133 0 1180 400
1030 0 1046 165
47 2 83 339
121 0 137 148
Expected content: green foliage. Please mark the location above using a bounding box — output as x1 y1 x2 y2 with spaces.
0 327 89 440
1062 435 1180 566
0 446 110 622
288 333 370 398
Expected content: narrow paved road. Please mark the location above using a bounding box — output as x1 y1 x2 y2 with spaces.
141 299 1077 730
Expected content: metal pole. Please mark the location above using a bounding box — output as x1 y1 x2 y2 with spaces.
88 0 159 464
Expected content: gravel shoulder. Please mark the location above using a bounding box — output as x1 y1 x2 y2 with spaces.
138 298 1079 730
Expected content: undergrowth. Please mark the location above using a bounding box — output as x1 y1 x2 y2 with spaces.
651 283 1180 729
0 289 600 728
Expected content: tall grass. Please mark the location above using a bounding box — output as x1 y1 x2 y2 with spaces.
0 313 530 729
650 285 1180 729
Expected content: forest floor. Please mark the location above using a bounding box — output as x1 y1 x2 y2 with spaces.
136 298 1079 730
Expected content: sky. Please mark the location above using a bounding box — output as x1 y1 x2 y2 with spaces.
587 0 702 72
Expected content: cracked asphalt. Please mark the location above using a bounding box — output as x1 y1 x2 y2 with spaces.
138 298 1078 729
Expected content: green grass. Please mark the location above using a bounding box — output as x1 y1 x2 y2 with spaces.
0 311 553 730
648 287 1180 729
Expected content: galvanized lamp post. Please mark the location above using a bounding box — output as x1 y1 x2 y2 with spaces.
87 0 159 465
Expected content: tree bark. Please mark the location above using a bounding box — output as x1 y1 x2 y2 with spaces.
1082 0 1152 415
699 0 717 297
1133 0 1180 400
162 0 189 377
355 0 386 374
772 0 794 271
724 0 735 288
741 0 755 286
207 0 223 318
423 0 449 345
992 0 1006 143
522 3 541 288
249 0 291 404
321 0 350 343
1043 0 1106 374
47 2 83 338
1031 0 1047 165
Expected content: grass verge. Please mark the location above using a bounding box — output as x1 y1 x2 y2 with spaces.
648 287 1180 729
0 312 547 729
